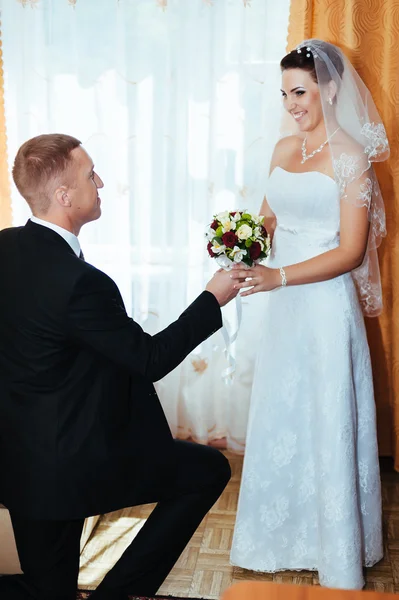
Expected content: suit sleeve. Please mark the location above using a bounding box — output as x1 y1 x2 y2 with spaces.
66 267 222 381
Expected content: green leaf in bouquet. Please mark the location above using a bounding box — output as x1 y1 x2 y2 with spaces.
242 256 252 267
245 239 253 248
242 213 252 220
214 237 223 244
215 226 223 237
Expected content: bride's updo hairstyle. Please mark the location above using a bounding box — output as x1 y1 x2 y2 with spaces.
280 41 345 88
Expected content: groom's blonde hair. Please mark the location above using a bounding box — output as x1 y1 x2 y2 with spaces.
12 133 81 215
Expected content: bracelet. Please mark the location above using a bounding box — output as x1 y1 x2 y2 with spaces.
279 267 287 287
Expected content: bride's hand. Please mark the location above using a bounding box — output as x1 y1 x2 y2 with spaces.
230 264 281 296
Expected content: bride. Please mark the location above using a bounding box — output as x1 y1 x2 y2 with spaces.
229 39 389 589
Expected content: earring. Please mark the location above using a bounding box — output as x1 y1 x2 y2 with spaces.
328 97 333 106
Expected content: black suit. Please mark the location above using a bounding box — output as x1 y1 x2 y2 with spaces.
0 220 231 599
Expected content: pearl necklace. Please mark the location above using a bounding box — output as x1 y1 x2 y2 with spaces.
301 127 340 164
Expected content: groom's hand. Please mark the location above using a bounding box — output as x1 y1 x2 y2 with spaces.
206 269 241 307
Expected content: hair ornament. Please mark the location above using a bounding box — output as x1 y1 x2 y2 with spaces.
295 44 314 58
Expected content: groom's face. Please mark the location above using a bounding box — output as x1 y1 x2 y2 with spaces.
281 69 323 133
66 146 104 227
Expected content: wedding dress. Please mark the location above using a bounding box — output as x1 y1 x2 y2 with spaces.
230 166 383 590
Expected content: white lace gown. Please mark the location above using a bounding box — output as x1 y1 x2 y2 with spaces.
230 167 383 590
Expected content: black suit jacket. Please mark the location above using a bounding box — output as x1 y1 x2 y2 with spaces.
0 220 222 520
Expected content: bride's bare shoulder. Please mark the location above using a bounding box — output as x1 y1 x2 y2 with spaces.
332 130 370 169
334 130 363 154
271 135 302 163
274 134 302 152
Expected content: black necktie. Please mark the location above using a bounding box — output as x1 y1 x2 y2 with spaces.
79 250 85 261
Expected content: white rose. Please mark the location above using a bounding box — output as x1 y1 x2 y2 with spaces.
236 224 253 240
215 211 229 221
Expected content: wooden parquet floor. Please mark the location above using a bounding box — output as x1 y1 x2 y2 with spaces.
78 453 399 598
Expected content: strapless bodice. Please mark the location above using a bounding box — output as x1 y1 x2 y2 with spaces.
265 167 341 266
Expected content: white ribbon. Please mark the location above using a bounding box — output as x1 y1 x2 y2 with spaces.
215 257 247 384
220 294 242 383
215 254 235 270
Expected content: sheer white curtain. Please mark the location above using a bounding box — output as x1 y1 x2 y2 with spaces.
1 0 290 451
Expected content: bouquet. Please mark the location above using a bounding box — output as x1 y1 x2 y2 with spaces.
205 210 271 269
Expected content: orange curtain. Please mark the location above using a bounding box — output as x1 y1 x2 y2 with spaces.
287 0 399 465
0 27 12 230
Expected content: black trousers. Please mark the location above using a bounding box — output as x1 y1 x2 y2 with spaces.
0 441 231 600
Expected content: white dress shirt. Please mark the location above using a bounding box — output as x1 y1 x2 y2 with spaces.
30 216 81 257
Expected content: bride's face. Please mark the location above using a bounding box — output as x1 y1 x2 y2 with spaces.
281 68 323 133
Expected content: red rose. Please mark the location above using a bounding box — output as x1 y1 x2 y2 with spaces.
207 242 216 257
249 241 261 260
229 211 238 217
210 220 219 230
260 225 267 237
222 231 238 248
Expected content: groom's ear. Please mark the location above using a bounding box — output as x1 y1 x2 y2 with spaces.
55 186 71 208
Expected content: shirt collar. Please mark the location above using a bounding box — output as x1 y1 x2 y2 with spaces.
30 216 81 258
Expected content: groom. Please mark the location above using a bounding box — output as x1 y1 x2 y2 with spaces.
0 134 239 600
